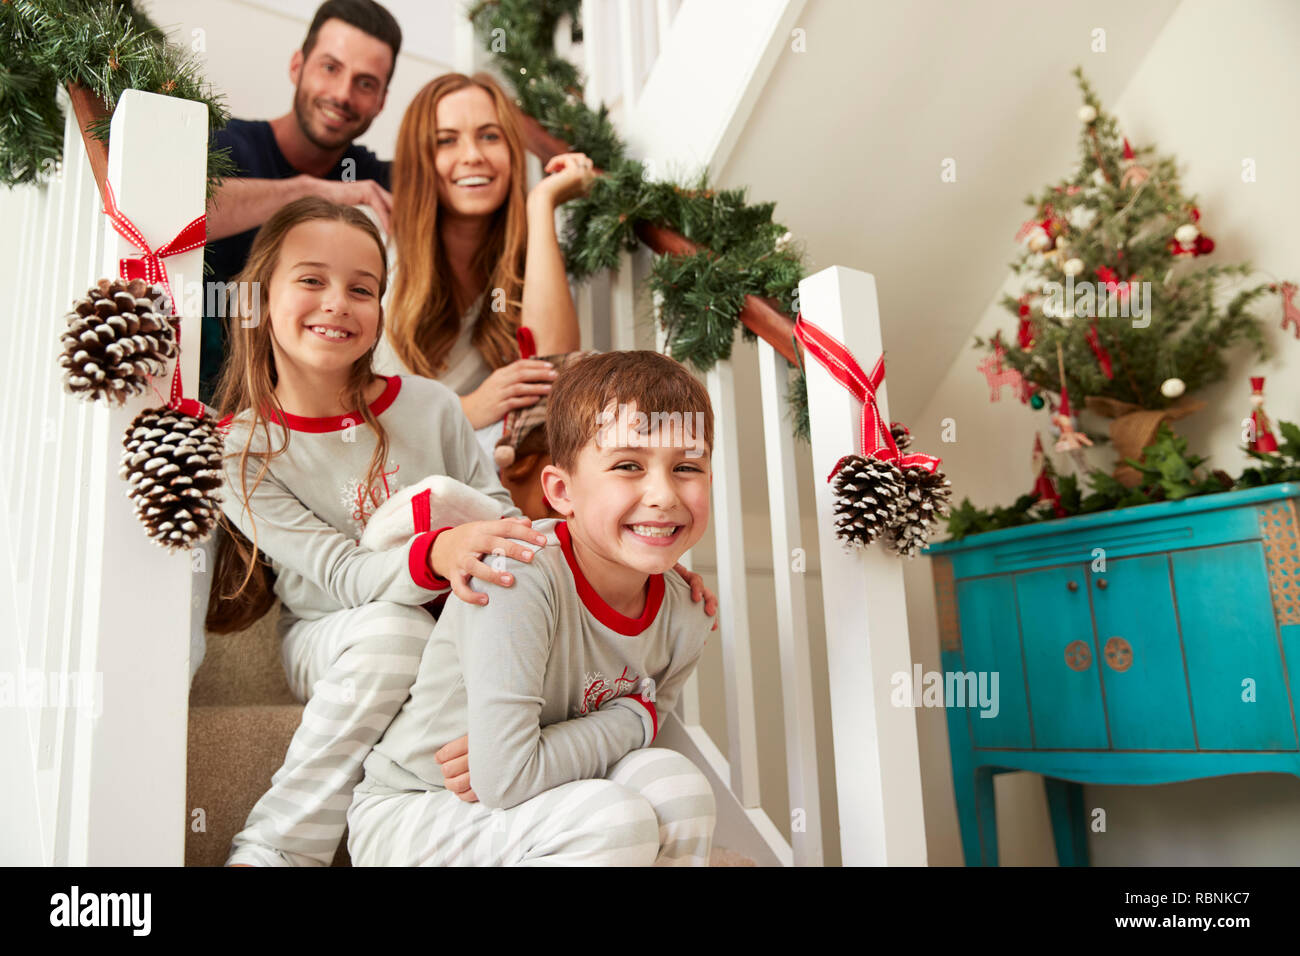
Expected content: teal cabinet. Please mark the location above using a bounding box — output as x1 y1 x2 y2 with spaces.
927 484 1300 866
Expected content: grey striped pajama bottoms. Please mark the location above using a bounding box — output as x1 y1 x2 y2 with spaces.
225 600 434 867
346 747 717 866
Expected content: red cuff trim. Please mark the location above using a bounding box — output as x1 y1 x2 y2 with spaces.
409 526 454 591
627 694 658 742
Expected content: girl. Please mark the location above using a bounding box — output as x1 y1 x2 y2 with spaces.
206 196 544 867
376 71 593 455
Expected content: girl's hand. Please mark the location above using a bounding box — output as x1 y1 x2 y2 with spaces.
528 152 597 210
429 517 547 606
673 563 720 632
461 359 558 429
435 735 477 803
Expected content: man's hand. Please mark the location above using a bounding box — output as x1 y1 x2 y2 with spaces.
316 177 394 233
435 735 477 803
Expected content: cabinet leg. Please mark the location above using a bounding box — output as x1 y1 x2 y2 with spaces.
955 765 999 866
1044 777 1090 867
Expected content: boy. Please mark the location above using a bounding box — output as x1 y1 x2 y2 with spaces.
348 351 717 866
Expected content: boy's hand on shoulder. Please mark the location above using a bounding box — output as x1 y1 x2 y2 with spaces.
429 518 548 607
435 735 477 803
673 562 719 632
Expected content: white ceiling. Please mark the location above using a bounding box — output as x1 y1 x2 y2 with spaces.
237 0 459 64
720 0 1182 420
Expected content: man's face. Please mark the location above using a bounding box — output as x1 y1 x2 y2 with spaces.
289 18 392 151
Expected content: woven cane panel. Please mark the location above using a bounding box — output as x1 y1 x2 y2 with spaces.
932 556 961 653
1257 500 1300 626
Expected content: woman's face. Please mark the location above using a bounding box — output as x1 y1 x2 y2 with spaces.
433 86 512 219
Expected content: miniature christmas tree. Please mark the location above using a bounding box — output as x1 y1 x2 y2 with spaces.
976 67 1286 486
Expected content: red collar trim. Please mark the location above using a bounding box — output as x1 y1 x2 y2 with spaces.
265 376 401 433
555 521 664 636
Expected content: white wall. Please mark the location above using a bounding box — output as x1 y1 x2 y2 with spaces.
903 0 1300 865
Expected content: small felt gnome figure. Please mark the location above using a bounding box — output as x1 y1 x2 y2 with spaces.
1052 385 1094 453
1248 376 1280 453
1031 434 1066 518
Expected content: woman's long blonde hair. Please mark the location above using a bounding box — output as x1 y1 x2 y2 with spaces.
206 197 392 634
387 72 529 377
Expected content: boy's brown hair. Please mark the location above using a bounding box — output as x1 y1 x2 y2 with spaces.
546 351 714 472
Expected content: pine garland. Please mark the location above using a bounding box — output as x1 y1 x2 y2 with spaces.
468 0 811 440
941 421 1299 541
0 0 234 197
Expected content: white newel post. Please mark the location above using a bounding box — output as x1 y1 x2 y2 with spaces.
799 266 927 866
70 90 207 865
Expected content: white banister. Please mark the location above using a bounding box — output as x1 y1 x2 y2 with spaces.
799 265 927 866
757 339 824 865
611 249 637 350
705 361 761 807
617 0 642 114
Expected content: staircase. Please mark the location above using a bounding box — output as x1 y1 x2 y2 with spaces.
2 0 929 867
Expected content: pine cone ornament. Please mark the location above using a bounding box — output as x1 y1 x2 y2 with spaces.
119 406 224 550
886 466 954 558
890 421 912 451
60 278 176 405
829 454 905 549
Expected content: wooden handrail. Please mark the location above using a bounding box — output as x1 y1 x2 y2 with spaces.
66 82 111 206
520 113 799 366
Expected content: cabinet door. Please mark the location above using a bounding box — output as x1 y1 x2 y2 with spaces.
1171 543 1299 751
1014 565 1109 750
1089 554 1196 750
955 575 1032 749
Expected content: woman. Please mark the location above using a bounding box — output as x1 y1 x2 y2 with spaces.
378 72 593 458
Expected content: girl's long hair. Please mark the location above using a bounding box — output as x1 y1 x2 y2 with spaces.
205 197 392 634
386 72 529 378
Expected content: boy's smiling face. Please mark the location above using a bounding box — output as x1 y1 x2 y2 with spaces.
542 401 711 596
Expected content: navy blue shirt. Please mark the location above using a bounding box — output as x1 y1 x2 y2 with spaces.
199 119 392 406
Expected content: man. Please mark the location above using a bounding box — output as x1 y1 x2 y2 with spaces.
200 0 401 406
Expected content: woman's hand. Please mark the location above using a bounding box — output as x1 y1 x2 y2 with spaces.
429 517 547 606
435 735 477 803
460 359 558 429
528 152 597 210
673 563 720 632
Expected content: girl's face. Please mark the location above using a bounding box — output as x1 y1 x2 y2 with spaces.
433 86 512 219
266 219 384 380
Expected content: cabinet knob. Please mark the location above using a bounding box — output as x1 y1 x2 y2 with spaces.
1067 580 1079 592
1096 578 1108 590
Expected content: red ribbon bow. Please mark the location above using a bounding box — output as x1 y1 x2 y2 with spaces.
793 313 940 481
102 181 208 416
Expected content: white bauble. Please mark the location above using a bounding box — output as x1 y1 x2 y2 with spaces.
1174 223 1199 244
1069 205 1098 230
1063 257 1085 276
1091 168 1107 187
1028 230 1051 252
1078 105 1098 124
1160 377 1186 399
